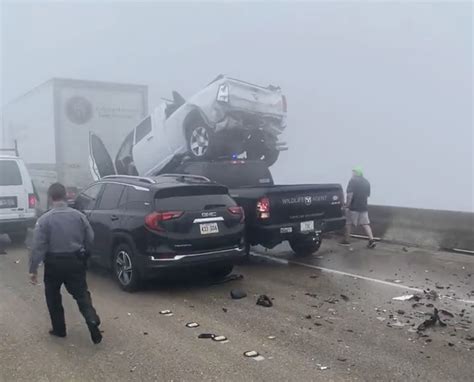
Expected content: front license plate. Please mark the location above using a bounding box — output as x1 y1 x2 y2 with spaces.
300 220 315 232
200 222 219 235
280 227 293 234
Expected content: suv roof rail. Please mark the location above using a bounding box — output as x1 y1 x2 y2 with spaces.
102 175 156 184
158 173 211 183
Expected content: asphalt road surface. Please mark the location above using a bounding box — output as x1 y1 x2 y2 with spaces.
1 237 473 382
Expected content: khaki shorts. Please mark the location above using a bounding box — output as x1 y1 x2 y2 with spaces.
346 210 370 226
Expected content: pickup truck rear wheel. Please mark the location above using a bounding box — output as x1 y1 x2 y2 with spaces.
187 124 213 159
290 239 321 257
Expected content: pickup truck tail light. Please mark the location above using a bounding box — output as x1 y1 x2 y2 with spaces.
145 211 184 232
216 84 229 102
228 206 245 223
256 197 270 219
282 95 287 112
28 194 37 209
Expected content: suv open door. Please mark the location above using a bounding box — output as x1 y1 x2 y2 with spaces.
89 132 116 180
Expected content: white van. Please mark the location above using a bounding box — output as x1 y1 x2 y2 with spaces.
0 152 38 243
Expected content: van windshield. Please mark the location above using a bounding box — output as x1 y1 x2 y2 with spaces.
0 160 22 186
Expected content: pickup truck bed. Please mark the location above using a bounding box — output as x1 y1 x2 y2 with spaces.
170 160 346 256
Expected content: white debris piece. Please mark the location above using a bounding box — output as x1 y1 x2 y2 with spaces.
392 295 414 301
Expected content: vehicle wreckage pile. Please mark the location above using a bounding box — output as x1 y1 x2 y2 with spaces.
90 75 288 179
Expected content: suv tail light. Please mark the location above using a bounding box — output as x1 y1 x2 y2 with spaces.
145 211 184 232
28 193 37 209
282 95 287 112
228 206 245 223
256 197 270 219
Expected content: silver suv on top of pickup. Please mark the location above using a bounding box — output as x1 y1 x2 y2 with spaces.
89 75 287 180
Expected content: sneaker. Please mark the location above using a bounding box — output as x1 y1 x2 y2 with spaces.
339 240 351 246
49 329 66 338
367 240 376 249
87 322 103 344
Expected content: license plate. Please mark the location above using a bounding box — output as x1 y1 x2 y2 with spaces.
0 197 17 209
300 220 314 232
280 227 293 234
200 222 219 235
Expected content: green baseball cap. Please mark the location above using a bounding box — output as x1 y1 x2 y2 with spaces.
352 166 363 176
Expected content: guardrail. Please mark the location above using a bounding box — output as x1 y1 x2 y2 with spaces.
351 205 474 252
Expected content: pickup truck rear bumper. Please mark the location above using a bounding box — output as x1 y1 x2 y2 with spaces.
248 217 346 248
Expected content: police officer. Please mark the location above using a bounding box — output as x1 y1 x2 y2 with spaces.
29 183 102 344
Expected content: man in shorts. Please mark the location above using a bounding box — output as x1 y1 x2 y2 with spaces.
341 166 376 248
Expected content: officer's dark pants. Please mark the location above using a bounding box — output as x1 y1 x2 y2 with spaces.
44 254 100 334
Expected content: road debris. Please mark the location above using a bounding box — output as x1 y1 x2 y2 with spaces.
324 297 338 304
396 309 406 315
305 314 312 319
387 321 406 329
256 294 273 307
393 295 415 301
244 351 265 361
143 332 148 335
186 322 199 328
417 308 447 332
305 292 318 298
222 308 228 313
340 294 350 302
14 259 20 264
439 309 454 318
230 289 247 299
268 336 276 340
198 333 216 339
212 335 228 343
159 310 173 316
337 357 347 362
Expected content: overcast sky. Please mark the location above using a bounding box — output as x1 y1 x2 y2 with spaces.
1 0 472 211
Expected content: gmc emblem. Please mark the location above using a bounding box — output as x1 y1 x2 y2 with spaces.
304 196 312 206
201 211 217 217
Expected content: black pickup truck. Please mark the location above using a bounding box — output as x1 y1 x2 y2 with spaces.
172 160 346 256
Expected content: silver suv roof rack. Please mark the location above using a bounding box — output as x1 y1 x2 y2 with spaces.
102 175 156 184
158 173 211 183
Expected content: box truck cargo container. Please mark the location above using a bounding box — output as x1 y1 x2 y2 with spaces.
2 78 148 211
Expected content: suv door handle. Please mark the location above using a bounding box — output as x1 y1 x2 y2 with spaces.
110 215 119 221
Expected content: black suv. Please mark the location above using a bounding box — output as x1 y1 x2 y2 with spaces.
74 174 246 291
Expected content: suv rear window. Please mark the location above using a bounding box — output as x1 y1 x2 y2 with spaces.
155 185 235 210
0 160 22 186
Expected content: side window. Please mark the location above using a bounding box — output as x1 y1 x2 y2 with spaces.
135 117 152 144
76 183 103 211
124 187 151 211
97 183 125 210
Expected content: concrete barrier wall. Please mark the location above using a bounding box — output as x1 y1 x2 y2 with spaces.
352 205 474 251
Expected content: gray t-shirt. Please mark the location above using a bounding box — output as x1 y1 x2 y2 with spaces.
347 176 371 212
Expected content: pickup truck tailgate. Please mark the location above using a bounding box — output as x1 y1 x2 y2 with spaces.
228 79 285 117
265 184 344 225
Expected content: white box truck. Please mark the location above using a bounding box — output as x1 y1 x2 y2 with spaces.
2 78 148 211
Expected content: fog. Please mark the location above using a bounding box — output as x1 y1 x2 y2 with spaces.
1 0 472 212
